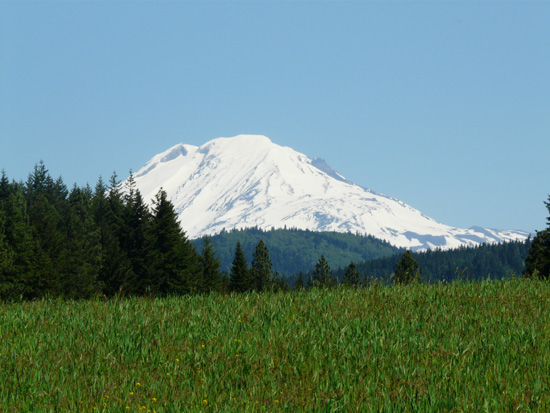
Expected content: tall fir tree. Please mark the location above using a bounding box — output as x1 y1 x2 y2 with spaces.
294 271 305 290
0 170 11 202
92 176 134 296
0 209 15 298
343 261 361 287
25 161 54 199
524 194 550 279
0 187 34 299
24 163 60 296
250 240 274 292
198 235 222 293
230 241 252 293
524 230 550 279
57 185 102 298
394 250 422 284
148 189 198 295
122 174 152 294
310 255 337 288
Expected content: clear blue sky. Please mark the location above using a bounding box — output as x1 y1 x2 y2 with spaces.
1 1 548 233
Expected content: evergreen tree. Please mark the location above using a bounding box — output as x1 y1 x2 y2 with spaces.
92 176 134 296
122 180 152 295
523 194 550 280
199 235 222 293
25 161 54 199
0 210 15 299
310 255 337 288
23 162 65 297
219 271 231 294
523 230 550 279
294 271 305 290
57 185 102 298
0 170 11 202
148 189 198 295
343 261 361 287
0 187 34 300
250 240 274 292
230 241 251 293
26 193 63 297
394 250 422 284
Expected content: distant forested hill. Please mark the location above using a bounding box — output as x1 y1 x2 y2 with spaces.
339 240 531 283
191 228 401 276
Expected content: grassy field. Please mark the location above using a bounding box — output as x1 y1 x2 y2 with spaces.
1 279 549 412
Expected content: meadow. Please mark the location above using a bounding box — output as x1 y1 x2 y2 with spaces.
1 279 549 412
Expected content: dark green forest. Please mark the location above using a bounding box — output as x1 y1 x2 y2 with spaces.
0 163 291 300
0 163 548 301
334 240 532 284
192 227 401 276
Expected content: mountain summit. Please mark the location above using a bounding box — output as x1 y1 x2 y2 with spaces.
131 134 528 250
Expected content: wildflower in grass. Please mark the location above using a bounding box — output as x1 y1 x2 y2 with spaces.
152 397 157 402
125 407 130 410
130 392 134 396
202 344 205 348
166 372 170 376
176 358 180 362
136 382 141 387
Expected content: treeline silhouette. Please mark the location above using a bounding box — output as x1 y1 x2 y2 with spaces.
332 240 531 284
0 162 538 301
193 227 400 276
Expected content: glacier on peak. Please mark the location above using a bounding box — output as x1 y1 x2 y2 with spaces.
128 134 530 250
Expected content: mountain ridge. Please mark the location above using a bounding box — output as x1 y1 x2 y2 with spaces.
129 134 529 250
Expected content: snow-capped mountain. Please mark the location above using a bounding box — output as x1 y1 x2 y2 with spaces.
130 134 529 250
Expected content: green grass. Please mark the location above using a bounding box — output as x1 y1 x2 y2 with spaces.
1 279 549 411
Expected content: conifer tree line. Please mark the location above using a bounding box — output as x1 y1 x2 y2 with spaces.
523 194 550 279
0 163 547 301
0 163 289 301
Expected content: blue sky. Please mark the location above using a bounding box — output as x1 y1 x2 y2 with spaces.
1 1 549 233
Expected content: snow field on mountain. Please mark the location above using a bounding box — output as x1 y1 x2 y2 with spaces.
131 135 529 250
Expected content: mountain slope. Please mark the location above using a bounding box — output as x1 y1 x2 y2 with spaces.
131 134 529 250
192 227 402 276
